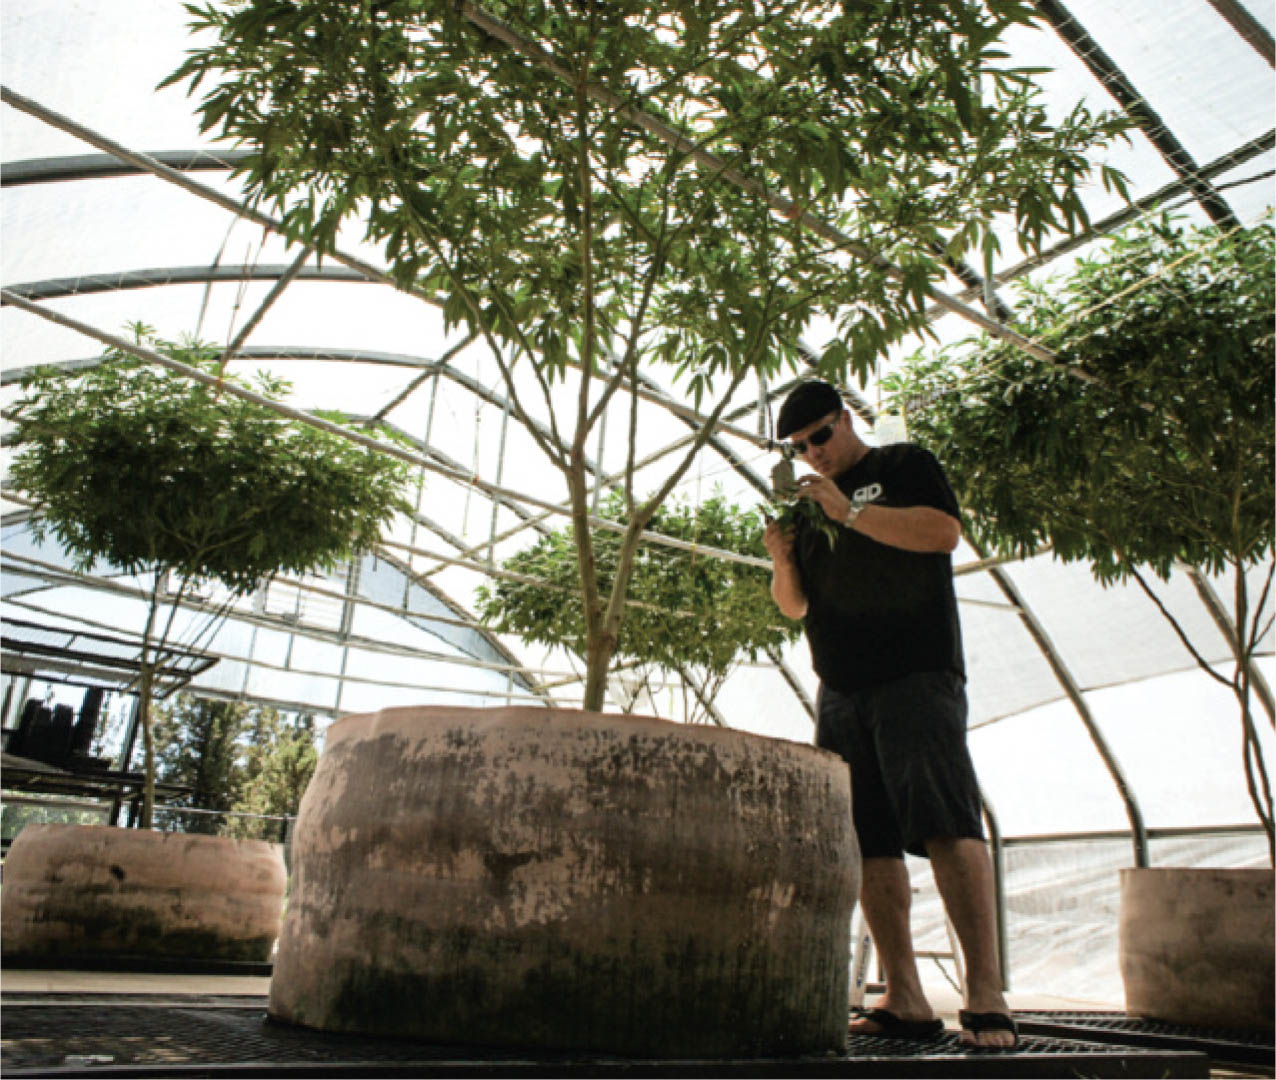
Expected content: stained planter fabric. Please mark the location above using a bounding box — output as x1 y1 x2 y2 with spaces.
268 705 860 1057
1 824 286 961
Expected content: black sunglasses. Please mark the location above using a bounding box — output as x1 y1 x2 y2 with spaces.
787 417 838 456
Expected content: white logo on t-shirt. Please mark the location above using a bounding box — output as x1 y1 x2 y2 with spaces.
851 482 883 504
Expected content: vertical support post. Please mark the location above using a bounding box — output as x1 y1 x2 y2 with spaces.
117 692 143 776
113 694 145 826
405 371 442 606
489 390 513 564
333 557 362 715
6 676 32 727
1 678 14 733
980 793 1009 990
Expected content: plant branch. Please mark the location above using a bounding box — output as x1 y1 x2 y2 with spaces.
1126 562 1235 691
393 186 569 470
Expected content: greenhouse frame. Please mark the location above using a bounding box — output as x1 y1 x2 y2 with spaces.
1 0 1273 1073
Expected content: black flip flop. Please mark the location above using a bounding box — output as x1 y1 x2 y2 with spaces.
958 1009 1019 1049
850 1007 945 1039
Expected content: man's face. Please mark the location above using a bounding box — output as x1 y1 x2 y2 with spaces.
787 409 853 477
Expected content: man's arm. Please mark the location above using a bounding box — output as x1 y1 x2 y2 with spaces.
764 519 809 619
851 503 961 553
795 474 961 554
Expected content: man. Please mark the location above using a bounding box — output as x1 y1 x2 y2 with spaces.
762 379 1016 1050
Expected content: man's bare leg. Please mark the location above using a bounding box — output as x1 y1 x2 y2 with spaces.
849 855 937 1033
926 836 1015 1048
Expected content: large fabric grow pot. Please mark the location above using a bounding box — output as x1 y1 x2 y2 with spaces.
267 705 860 1057
1119 866 1274 1030
1 823 287 962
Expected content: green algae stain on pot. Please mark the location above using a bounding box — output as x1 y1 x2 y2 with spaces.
1 824 287 963
268 706 859 1057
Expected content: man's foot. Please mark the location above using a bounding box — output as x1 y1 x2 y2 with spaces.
850 1007 944 1039
958 1009 1018 1049
850 992 941 1039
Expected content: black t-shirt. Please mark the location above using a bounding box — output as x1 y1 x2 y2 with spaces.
794 443 965 693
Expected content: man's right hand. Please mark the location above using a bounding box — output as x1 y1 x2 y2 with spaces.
766 518 808 619
763 518 796 562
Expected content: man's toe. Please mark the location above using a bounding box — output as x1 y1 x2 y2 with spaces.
957 1010 1018 1049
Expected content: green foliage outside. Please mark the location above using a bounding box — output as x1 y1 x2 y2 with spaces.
7 324 412 827
477 492 798 723
151 695 319 840
885 214 1275 859
1 801 111 850
167 0 1128 710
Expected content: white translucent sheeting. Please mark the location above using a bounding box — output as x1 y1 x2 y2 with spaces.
706 650 817 746
1 175 274 292
1065 0 1275 167
957 562 1073 726
2 2 212 158
970 667 1276 836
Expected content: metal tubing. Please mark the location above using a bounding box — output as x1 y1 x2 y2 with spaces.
1033 0 1240 229
1204 0 1276 67
988 564 1149 867
980 793 1010 989
925 128 1274 321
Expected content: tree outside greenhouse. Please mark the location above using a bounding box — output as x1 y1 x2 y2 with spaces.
886 215 1276 862
7 326 412 827
150 695 319 839
166 0 1130 711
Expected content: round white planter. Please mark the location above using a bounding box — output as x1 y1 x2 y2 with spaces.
1 823 287 962
1119 866 1274 1030
267 705 860 1057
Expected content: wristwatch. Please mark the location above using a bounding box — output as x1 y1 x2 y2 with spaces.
842 492 870 527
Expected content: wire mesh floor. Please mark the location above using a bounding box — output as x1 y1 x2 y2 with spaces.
1014 1010 1275 1075
1 994 1212 1078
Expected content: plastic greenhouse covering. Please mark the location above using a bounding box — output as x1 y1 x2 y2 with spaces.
1 0 1273 1004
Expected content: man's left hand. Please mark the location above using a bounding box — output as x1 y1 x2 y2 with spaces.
796 473 851 525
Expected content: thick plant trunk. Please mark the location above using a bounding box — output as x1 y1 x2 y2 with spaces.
581 634 614 713
580 522 648 713
137 581 163 830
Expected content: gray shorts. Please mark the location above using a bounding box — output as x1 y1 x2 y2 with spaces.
815 670 985 860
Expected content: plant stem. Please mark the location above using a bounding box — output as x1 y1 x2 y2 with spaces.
137 574 162 830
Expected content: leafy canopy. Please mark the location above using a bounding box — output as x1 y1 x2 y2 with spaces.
165 0 1129 712
886 215 1275 583
8 325 414 595
166 0 1130 386
476 490 798 681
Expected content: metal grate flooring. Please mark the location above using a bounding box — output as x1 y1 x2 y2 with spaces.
0 995 1212 1078
1015 1010 1275 1075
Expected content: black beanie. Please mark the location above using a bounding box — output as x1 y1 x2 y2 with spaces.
777 380 843 439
